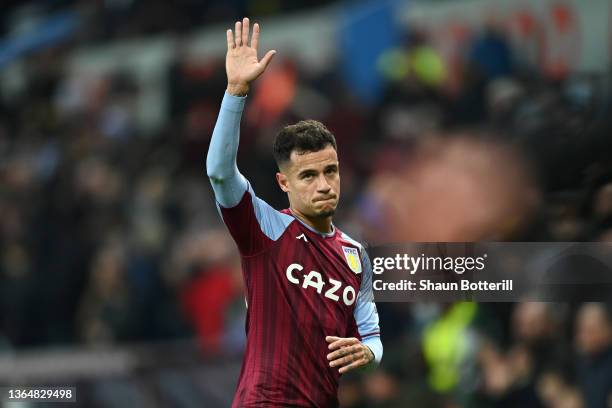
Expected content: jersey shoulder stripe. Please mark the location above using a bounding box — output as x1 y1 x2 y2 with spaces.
339 231 364 251
219 182 294 256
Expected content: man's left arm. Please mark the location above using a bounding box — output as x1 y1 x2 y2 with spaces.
326 249 382 373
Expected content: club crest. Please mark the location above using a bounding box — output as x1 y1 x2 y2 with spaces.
342 246 362 274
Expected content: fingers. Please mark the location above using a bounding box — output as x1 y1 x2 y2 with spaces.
259 50 276 69
251 23 260 50
327 344 361 361
235 21 242 46
242 17 250 47
339 357 369 374
325 337 372 374
232 18 266 52
326 336 359 350
327 344 369 373
227 29 235 49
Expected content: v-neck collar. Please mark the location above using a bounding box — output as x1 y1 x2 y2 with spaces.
289 209 336 238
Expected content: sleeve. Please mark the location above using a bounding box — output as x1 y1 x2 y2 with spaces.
206 92 248 208
206 92 293 256
354 248 383 364
217 182 293 256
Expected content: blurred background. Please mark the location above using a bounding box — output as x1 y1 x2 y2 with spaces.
1 0 612 407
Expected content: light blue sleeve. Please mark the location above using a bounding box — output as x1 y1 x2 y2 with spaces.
206 92 294 255
206 92 249 208
354 249 383 364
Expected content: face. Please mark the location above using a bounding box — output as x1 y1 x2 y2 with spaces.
276 145 340 219
576 303 612 355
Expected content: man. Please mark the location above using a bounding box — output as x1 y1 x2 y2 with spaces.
206 18 382 407
575 302 612 408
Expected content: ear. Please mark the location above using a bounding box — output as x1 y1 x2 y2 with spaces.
276 172 289 193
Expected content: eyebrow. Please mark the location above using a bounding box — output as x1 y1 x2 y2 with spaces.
298 169 317 178
297 163 338 177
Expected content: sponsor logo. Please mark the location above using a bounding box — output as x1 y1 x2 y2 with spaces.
285 263 356 306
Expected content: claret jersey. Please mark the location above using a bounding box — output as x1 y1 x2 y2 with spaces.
220 183 379 407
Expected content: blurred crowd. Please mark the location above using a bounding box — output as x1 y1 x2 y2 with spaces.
0 0 337 42
343 302 612 408
1 1 612 407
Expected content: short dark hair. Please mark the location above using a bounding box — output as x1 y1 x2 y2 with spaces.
273 120 337 168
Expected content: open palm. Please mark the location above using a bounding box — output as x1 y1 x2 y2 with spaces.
226 18 276 95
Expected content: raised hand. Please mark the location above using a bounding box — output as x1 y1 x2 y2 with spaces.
226 17 276 96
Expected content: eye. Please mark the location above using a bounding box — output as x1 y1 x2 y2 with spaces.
302 173 314 180
325 167 338 175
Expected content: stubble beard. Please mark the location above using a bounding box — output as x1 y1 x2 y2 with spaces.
316 209 336 218
314 200 337 218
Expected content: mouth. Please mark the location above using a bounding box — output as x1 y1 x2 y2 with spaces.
315 197 336 203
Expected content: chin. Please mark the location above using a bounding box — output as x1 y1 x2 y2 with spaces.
316 208 336 218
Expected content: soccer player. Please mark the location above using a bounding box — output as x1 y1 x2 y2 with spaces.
206 18 382 407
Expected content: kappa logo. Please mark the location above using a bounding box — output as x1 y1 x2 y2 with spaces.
342 246 362 274
296 233 308 242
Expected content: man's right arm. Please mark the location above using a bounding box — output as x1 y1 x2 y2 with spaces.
206 17 276 207
207 18 290 257
206 92 248 208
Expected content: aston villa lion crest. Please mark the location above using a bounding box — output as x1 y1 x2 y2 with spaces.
342 246 362 274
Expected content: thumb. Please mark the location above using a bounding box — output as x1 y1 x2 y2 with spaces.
259 50 276 69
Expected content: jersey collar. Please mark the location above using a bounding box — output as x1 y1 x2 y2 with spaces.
288 209 336 238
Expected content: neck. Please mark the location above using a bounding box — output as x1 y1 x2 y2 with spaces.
290 207 333 234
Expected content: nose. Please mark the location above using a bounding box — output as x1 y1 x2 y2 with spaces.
316 173 331 193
